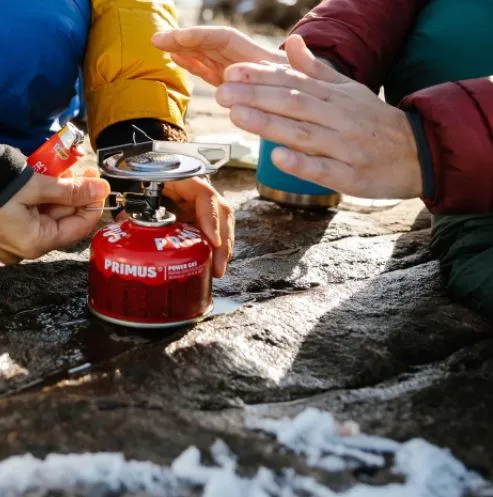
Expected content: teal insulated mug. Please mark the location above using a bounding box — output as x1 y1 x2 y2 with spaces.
256 139 340 208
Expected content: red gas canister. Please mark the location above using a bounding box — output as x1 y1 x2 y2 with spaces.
87 134 231 329
27 122 85 176
88 218 213 328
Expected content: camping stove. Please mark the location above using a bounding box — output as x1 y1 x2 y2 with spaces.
87 136 231 328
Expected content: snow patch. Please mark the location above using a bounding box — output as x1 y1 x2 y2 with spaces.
0 452 179 497
246 408 485 497
246 407 391 470
0 408 486 497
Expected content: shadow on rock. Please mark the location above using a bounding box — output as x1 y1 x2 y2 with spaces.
214 196 338 301
269 207 493 476
288 208 491 390
0 260 88 316
129 205 493 475
2 188 493 485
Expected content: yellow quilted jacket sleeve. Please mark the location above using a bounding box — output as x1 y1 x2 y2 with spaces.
83 0 192 149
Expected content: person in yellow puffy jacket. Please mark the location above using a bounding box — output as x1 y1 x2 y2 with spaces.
0 0 233 277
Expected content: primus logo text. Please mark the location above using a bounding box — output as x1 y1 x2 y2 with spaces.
104 259 157 278
154 227 202 251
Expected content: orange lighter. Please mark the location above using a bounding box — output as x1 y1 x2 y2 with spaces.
27 122 85 176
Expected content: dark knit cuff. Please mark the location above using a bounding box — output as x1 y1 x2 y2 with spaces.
0 145 33 207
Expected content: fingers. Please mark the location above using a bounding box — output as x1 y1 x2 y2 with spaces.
171 53 224 87
0 166 105 261
284 34 349 83
34 168 105 254
195 189 222 249
223 61 346 104
0 248 22 265
19 173 110 207
34 168 103 220
213 198 235 278
152 26 278 61
271 147 353 194
216 83 342 129
60 169 74 179
41 205 76 220
152 26 235 51
163 178 222 247
152 26 286 89
35 199 105 255
229 105 354 161
225 62 310 91
162 178 235 278
60 166 99 179
115 210 129 222
6 197 104 261
81 168 100 179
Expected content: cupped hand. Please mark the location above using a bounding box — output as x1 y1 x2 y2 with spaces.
162 177 235 278
151 26 286 87
115 177 235 278
0 171 110 264
215 35 422 200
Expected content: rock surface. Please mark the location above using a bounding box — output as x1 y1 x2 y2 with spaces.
1 165 493 495
1 31 493 494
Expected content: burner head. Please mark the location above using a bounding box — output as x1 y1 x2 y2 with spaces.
97 141 231 182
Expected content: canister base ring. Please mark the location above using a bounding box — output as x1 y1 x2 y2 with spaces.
257 182 341 208
88 301 214 329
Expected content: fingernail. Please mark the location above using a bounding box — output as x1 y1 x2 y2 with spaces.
216 86 233 106
151 31 169 44
214 262 225 278
232 106 251 124
89 180 110 199
272 147 296 168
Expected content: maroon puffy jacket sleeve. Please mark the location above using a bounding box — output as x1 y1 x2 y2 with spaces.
400 78 493 214
289 0 429 93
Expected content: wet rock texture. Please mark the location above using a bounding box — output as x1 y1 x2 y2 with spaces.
1 167 493 495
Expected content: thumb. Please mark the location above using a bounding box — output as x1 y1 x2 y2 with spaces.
36 203 105 255
285 34 349 84
22 173 110 207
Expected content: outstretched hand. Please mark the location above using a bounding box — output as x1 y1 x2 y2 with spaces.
152 26 286 87
215 35 422 200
